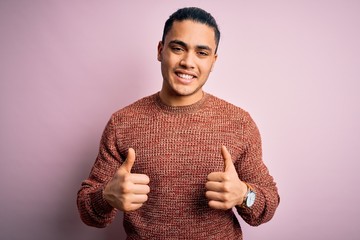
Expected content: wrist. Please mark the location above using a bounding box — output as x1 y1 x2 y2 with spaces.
239 182 256 208
237 181 248 206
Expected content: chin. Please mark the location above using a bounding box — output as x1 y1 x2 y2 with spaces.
176 87 203 98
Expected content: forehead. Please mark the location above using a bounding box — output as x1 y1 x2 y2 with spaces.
165 20 216 48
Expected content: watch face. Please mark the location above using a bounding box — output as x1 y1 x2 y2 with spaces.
246 192 256 207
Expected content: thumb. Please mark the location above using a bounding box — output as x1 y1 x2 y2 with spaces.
221 146 236 172
121 148 136 173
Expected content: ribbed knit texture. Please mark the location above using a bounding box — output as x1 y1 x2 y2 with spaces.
77 92 279 239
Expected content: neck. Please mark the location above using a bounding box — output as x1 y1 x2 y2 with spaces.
159 90 204 107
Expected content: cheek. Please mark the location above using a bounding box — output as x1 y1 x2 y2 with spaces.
161 60 174 79
162 54 177 68
200 62 214 75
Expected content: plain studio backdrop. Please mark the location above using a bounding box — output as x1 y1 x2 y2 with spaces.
1 1 359 239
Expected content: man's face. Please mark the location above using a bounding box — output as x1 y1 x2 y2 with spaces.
158 20 218 106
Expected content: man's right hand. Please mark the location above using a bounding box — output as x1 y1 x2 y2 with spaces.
103 148 150 212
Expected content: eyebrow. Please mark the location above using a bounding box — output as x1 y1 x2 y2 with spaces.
169 40 213 53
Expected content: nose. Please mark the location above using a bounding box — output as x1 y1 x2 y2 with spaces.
180 52 195 69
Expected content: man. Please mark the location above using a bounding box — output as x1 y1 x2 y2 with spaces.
77 7 279 239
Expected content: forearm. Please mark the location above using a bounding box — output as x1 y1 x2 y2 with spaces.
234 112 280 225
236 182 279 226
77 116 123 227
77 180 117 228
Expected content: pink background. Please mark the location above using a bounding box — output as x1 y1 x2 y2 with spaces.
1 1 359 239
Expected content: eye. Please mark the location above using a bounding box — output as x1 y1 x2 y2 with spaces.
171 46 184 53
198 51 209 57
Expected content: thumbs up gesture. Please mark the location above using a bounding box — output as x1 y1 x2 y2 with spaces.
103 148 150 212
205 146 248 210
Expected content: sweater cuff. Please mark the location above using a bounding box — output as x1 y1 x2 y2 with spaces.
235 185 266 226
90 188 115 217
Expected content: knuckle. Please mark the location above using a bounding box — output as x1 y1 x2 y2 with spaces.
121 194 130 203
223 175 230 181
120 183 132 193
123 203 132 211
224 202 232 209
223 182 231 192
122 173 131 182
222 193 230 202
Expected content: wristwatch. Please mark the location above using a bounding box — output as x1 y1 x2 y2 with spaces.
242 182 256 208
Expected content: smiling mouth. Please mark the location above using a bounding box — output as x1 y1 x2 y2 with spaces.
176 73 195 80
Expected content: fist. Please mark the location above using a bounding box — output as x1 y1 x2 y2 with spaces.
205 146 247 210
103 148 150 212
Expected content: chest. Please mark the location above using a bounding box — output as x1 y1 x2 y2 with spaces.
116 114 245 177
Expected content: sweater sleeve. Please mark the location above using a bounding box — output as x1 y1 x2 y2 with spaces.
77 116 122 228
235 112 280 226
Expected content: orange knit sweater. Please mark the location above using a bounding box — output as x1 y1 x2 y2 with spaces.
77 92 279 239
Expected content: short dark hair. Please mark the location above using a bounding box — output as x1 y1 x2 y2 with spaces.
161 7 221 53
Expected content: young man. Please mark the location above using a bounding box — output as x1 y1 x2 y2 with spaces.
77 7 279 239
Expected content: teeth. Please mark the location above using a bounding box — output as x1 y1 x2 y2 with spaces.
178 73 194 79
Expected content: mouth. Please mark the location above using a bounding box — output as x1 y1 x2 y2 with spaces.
177 73 195 79
175 71 197 84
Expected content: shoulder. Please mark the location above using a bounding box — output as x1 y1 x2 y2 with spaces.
205 93 251 120
206 94 261 137
110 93 157 121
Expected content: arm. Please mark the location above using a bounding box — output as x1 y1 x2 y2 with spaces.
205 112 279 226
235 112 280 226
76 117 121 228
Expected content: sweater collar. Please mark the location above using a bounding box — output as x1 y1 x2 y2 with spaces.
154 92 209 114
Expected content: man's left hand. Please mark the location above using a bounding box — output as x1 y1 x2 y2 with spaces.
205 146 248 210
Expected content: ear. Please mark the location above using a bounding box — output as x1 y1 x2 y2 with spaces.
157 41 163 62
